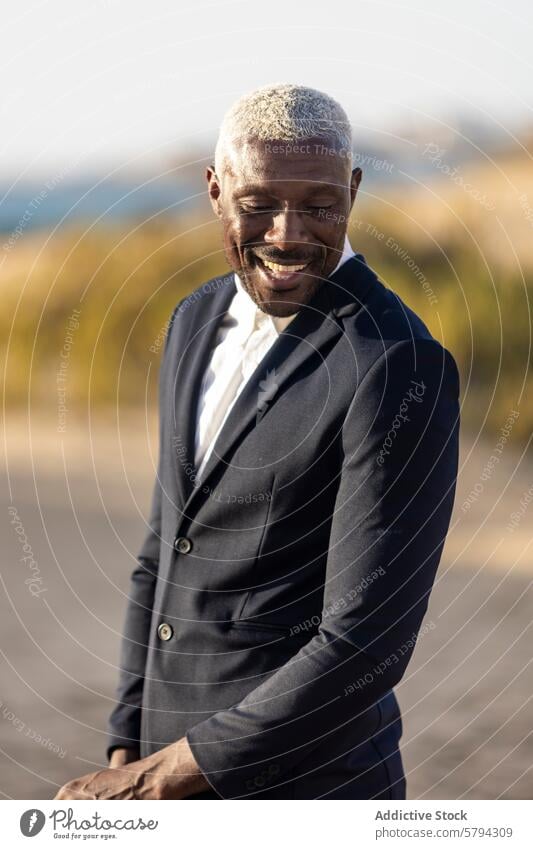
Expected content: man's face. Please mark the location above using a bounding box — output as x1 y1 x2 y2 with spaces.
207 137 361 317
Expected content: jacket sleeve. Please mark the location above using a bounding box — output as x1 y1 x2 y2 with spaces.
186 337 460 797
106 306 178 759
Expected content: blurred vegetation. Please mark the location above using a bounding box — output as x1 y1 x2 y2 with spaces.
2 157 532 444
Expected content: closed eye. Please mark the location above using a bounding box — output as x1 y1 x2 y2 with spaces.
238 204 274 213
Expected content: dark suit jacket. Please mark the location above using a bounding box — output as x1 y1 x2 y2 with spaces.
107 253 460 799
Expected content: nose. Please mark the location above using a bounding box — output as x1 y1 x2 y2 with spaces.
263 203 309 252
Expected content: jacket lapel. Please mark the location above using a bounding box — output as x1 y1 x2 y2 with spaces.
171 274 236 507
179 254 378 516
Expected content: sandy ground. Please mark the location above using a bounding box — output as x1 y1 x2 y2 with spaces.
1 413 532 799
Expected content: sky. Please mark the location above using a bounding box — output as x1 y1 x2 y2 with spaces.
1 0 532 179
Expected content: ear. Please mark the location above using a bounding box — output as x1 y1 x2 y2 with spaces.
349 167 362 209
206 166 223 217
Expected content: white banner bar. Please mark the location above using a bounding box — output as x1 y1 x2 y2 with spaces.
3 799 530 848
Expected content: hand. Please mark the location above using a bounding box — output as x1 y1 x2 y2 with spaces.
54 737 210 800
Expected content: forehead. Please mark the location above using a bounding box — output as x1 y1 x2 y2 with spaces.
224 136 350 195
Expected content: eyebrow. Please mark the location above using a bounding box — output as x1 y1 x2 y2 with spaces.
233 185 272 198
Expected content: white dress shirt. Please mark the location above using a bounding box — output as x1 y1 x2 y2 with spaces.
194 236 356 478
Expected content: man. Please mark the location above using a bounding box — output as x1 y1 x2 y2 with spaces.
56 84 460 800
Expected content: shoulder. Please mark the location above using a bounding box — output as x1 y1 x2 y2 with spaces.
349 262 435 346
342 261 459 392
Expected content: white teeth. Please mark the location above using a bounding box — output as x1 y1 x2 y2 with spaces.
261 259 308 274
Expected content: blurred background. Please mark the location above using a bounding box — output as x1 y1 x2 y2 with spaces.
1 0 532 799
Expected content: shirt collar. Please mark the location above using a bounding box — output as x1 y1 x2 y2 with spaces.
233 235 356 335
331 234 356 274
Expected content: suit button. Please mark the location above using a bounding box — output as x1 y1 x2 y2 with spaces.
157 623 173 641
175 536 192 554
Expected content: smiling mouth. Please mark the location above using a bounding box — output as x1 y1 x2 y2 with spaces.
261 258 309 274
252 254 316 283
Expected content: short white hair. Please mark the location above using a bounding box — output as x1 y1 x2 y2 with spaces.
214 83 352 177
